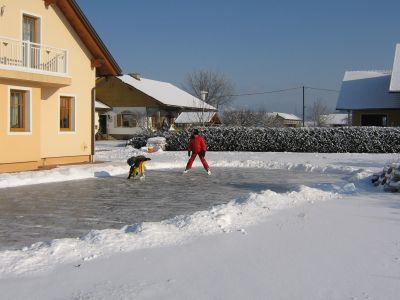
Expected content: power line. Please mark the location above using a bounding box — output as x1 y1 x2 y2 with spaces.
304 86 340 93
229 87 301 97
229 85 339 97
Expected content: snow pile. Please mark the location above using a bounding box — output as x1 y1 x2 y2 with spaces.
126 132 156 148
0 185 338 278
147 136 167 151
0 162 129 189
371 163 400 192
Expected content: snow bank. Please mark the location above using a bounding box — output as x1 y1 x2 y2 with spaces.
0 185 337 278
0 158 367 189
372 163 400 192
0 163 127 189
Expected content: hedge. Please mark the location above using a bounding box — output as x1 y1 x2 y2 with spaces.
127 127 400 153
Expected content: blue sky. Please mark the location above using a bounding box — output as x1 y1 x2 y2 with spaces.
77 0 400 115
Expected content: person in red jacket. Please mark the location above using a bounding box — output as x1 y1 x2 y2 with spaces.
184 129 211 175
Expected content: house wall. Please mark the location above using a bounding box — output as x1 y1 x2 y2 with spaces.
106 107 147 136
352 110 400 126
276 116 301 127
0 0 96 172
96 77 160 108
0 80 42 171
97 77 182 133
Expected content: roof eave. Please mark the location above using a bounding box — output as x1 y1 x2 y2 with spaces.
55 0 122 76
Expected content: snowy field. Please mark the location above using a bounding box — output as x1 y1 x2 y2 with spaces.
0 140 399 299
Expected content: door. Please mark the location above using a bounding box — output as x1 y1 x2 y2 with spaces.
99 115 107 134
22 15 40 68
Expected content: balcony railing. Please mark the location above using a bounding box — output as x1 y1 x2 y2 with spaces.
0 36 67 75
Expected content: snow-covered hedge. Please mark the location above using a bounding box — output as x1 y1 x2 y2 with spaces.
128 127 400 153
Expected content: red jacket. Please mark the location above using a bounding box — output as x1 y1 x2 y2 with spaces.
188 134 207 154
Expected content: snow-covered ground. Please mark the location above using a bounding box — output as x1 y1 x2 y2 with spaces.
0 140 399 299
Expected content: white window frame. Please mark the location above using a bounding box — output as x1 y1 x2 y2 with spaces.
21 10 42 43
58 93 77 134
7 86 32 135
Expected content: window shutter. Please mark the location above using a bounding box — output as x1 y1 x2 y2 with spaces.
117 114 122 127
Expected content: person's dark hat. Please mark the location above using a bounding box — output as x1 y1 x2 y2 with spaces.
193 129 199 135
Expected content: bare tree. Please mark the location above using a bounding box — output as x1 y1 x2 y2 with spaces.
222 109 281 127
183 69 235 109
222 109 256 126
309 99 330 126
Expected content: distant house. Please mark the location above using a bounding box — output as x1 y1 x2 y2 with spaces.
321 113 350 127
266 112 302 127
96 74 217 138
174 112 222 128
336 43 400 126
336 70 400 126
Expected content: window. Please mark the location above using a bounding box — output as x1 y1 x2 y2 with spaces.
361 114 387 127
116 113 138 128
10 90 27 131
23 15 39 43
22 14 41 69
60 96 75 131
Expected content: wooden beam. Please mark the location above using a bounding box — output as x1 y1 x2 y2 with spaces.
44 0 58 8
91 58 105 69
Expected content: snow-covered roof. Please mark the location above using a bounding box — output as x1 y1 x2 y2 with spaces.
267 112 302 121
390 44 400 92
174 112 217 124
117 75 217 111
95 100 110 109
336 70 400 110
322 113 348 125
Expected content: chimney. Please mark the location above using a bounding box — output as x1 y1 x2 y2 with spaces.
129 73 141 80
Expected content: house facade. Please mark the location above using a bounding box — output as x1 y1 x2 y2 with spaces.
266 112 302 127
336 43 400 126
0 0 120 172
336 70 400 126
96 74 217 138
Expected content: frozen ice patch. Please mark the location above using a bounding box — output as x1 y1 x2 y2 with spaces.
0 185 337 278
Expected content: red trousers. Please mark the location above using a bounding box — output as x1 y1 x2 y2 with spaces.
186 152 209 171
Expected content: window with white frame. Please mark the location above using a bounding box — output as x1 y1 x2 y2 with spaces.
116 112 138 128
10 89 30 132
59 96 75 131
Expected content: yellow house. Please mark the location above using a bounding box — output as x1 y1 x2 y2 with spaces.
0 0 121 173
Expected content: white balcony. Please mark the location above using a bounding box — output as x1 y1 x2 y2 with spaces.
0 36 68 75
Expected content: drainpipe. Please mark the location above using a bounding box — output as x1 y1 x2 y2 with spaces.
91 87 95 162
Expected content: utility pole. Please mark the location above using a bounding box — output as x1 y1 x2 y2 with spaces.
302 86 305 127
